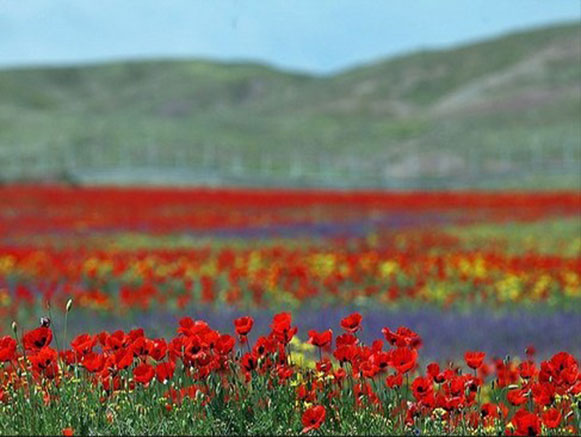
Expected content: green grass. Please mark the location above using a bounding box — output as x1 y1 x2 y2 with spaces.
0 22 579 188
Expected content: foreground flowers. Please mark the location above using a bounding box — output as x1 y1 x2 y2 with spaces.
0 312 579 435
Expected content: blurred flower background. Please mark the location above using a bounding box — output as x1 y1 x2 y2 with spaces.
0 0 579 360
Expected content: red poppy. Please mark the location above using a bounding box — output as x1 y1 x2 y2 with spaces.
113 347 134 370
301 405 326 434
480 403 499 423
531 382 555 406
411 376 433 401
370 351 390 372
22 327 53 351
241 353 258 372
81 352 105 373
518 361 536 379
150 338 168 361
382 326 422 348
183 335 203 363
215 334 235 355
316 358 333 374
333 344 357 364
130 336 152 357
307 329 332 349
507 388 528 406
464 351 486 369
270 312 297 344
390 347 417 374
62 428 74 436
253 336 275 356
133 363 155 385
0 336 17 362
105 330 127 351
234 316 254 336
334 368 346 384
29 347 59 378
525 345 536 358
335 333 358 347
542 408 562 429
340 313 362 333
546 352 578 384
359 360 379 378
155 361 176 384
71 333 96 357
426 362 446 383
511 409 540 436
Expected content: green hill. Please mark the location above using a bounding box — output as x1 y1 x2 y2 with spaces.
0 22 579 188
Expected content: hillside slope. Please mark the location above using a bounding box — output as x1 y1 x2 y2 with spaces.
0 22 579 188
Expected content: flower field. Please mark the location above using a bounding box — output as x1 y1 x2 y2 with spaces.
0 185 580 435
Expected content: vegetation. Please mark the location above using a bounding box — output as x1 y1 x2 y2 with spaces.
0 22 579 188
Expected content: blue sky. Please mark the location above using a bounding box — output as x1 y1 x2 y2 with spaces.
0 0 579 74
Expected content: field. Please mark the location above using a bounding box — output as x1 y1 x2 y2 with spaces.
0 185 580 435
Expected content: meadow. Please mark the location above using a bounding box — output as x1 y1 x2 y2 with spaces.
0 186 580 435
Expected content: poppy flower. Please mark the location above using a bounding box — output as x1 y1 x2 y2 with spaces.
426 362 446 383
133 363 155 385
382 326 422 348
542 408 562 429
81 352 105 373
105 330 127 351
511 409 540 436
215 334 235 355
316 358 333 373
546 351 578 383
155 361 176 384
0 336 17 362
234 316 254 336
370 351 390 372
150 338 168 361
22 327 53 351
480 403 499 422
518 361 536 379
253 336 275 356
359 360 379 378
531 382 555 406
307 329 332 349
464 351 486 370
113 347 134 370
270 312 297 344
241 353 258 372
130 337 152 357
385 373 403 388
333 345 357 364
340 313 362 333
411 376 433 401
71 333 96 357
62 428 74 436
507 388 528 406
29 347 59 378
301 405 326 434
183 336 203 363
335 333 358 347
390 347 417 374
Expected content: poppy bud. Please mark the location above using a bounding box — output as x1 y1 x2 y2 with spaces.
40 317 51 328
11 321 18 334
66 298 74 313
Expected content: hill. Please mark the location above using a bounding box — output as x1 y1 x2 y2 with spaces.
0 22 579 189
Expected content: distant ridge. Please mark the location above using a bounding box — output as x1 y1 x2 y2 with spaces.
0 22 579 189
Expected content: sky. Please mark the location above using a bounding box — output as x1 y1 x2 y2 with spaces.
0 0 579 74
